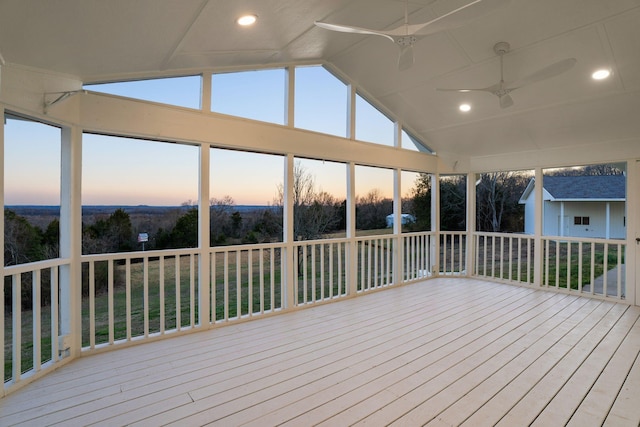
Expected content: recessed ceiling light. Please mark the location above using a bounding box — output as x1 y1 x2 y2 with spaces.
237 14 257 26
592 69 611 80
459 103 471 112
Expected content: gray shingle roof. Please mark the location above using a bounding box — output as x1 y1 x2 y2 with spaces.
543 175 626 200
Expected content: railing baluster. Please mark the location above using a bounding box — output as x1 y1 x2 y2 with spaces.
269 249 274 313
248 250 253 315
329 243 334 298
51 266 59 362
108 259 114 344
143 256 149 337
176 255 182 329
567 241 572 291
259 248 264 315
577 242 583 292
33 269 41 372
555 240 560 289
320 244 325 300
236 251 241 317
338 243 342 296
223 251 229 321
159 256 165 334
89 261 95 348
12 274 22 381
211 252 217 322
589 242 595 294
303 245 308 303
190 253 195 326
126 259 132 340
603 242 609 296
617 243 623 298
311 244 316 302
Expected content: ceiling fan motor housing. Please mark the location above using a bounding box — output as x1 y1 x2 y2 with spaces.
493 41 511 56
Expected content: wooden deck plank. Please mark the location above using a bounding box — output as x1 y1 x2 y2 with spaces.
423 299 595 426
354 297 607 426
493 302 630 426
0 278 638 427
458 300 621 426
317 291 578 426
138 281 529 426
215 287 549 426
532 306 640 426
568 308 640 426
603 312 640 427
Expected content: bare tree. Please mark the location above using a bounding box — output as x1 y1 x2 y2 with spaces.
275 162 341 241
476 171 528 232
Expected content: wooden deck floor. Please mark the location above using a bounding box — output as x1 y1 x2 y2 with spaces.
2 278 640 426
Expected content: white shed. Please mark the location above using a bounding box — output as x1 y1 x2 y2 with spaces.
519 175 626 239
386 213 416 228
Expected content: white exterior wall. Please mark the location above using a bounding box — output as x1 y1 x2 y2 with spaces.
541 200 625 238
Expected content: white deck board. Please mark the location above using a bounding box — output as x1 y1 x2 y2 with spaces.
1 278 639 427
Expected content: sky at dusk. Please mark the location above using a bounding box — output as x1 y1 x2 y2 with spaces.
3 66 424 207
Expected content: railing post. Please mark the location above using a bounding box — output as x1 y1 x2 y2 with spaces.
533 168 544 286
431 174 440 276
198 144 211 327
283 154 296 308
0 107 5 395
347 162 358 295
59 126 83 358
466 173 477 277
393 168 403 285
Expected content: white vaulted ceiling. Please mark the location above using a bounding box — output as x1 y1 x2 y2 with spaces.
1 0 639 166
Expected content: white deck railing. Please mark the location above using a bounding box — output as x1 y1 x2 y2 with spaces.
2 231 630 396
474 232 535 284
2 258 69 395
541 236 626 299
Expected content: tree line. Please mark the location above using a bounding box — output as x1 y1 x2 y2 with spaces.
5 164 623 307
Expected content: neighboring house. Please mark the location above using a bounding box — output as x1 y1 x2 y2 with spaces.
519 175 626 239
386 213 416 228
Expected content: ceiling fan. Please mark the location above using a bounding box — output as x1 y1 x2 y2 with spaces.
314 0 510 71
437 41 577 108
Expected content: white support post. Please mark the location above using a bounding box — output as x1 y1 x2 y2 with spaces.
347 162 357 295
466 173 477 277
347 84 356 140
533 168 544 287
198 144 211 327
0 106 5 391
59 126 82 358
628 160 638 306
605 202 611 240
393 168 402 285
431 173 440 276
283 154 295 308
560 201 565 237
285 67 295 127
201 72 212 112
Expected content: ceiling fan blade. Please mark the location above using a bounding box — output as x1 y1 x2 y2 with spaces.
398 45 414 71
499 94 514 108
314 21 394 43
414 0 511 36
511 58 577 88
436 82 500 93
